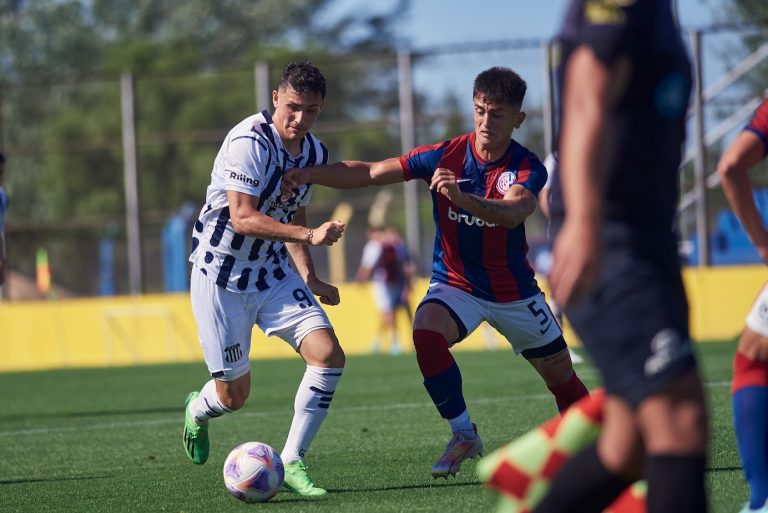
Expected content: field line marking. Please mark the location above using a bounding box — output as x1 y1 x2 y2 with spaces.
0 381 732 438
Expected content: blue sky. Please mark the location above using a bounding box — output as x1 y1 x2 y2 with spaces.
327 0 721 46
322 0 729 108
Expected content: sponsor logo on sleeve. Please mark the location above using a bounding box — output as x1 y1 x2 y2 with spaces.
228 172 260 187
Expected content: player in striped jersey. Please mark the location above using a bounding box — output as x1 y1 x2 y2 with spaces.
282 66 589 478
718 97 768 513
182 62 346 497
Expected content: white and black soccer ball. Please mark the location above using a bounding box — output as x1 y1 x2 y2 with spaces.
223 441 284 502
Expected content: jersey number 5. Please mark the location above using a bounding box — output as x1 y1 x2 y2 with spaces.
527 300 549 327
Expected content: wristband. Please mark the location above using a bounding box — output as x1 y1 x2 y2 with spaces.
307 229 314 244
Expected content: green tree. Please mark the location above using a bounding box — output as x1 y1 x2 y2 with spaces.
0 0 411 293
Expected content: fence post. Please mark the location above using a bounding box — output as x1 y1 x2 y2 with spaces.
542 40 556 157
690 30 710 266
120 72 143 294
397 50 422 270
254 61 270 112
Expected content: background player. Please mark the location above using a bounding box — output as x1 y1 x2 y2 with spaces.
539 1 708 512
0 151 7 299
717 96 768 513
182 61 346 497
282 66 589 479
356 225 415 355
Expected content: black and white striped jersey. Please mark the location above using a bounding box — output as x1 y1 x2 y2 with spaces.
190 110 329 293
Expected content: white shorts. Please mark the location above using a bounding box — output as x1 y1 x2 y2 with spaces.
418 282 563 355
372 282 405 312
190 266 332 380
746 282 768 338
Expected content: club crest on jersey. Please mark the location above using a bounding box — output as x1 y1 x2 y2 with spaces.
496 171 517 195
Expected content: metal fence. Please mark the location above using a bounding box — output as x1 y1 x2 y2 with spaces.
2 25 766 299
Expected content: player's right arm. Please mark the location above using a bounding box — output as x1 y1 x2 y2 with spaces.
224 134 344 246
227 190 344 246
355 240 380 283
282 158 405 194
717 128 768 263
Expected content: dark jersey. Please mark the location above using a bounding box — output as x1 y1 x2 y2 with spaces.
550 0 692 227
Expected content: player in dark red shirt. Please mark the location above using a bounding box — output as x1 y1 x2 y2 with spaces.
282 66 588 479
718 97 768 513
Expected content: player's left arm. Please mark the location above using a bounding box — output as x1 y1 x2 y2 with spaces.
458 184 536 229
430 168 536 229
717 129 768 262
285 206 340 305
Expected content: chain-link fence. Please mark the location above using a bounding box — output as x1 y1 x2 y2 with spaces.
2 26 766 299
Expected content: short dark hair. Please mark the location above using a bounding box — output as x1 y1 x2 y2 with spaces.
473 67 527 107
278 61 326 99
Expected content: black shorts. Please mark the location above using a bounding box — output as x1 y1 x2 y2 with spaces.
564 224 698 407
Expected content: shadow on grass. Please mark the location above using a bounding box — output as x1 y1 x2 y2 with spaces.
266 479 483 504
5 407 180 421
328 479 483 493
707 465 743 473
0 475 110 485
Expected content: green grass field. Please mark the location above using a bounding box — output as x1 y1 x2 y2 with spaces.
0 340 746 513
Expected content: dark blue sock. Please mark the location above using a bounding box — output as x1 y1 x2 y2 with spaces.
733 386 768 509
423 363 466 419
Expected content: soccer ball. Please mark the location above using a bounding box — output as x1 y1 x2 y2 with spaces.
223 441 284 503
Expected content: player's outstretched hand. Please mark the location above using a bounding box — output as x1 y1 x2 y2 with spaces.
280 169 310 199
307 276 341 306
549 220 600 307
430 167 463 202
310 221 345 246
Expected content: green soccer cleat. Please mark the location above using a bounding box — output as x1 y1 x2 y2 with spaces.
182 391 209 465
283 460 328 497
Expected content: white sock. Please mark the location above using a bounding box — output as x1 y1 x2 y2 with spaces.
188 379 232 425
281 365 343 464
448 409 473 433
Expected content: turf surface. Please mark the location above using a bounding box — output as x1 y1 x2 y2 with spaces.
0 340 745 512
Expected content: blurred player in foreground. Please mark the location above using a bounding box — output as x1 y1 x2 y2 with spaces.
182 61 345 497
356 225 415 355
282 66 588 479
539 1 708 512
718 96 768 513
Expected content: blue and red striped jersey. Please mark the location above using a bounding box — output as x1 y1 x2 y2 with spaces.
399 132 547 302
746 98 768 155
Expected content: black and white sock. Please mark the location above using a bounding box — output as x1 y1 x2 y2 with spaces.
281 365 343 464
188 379 232 425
